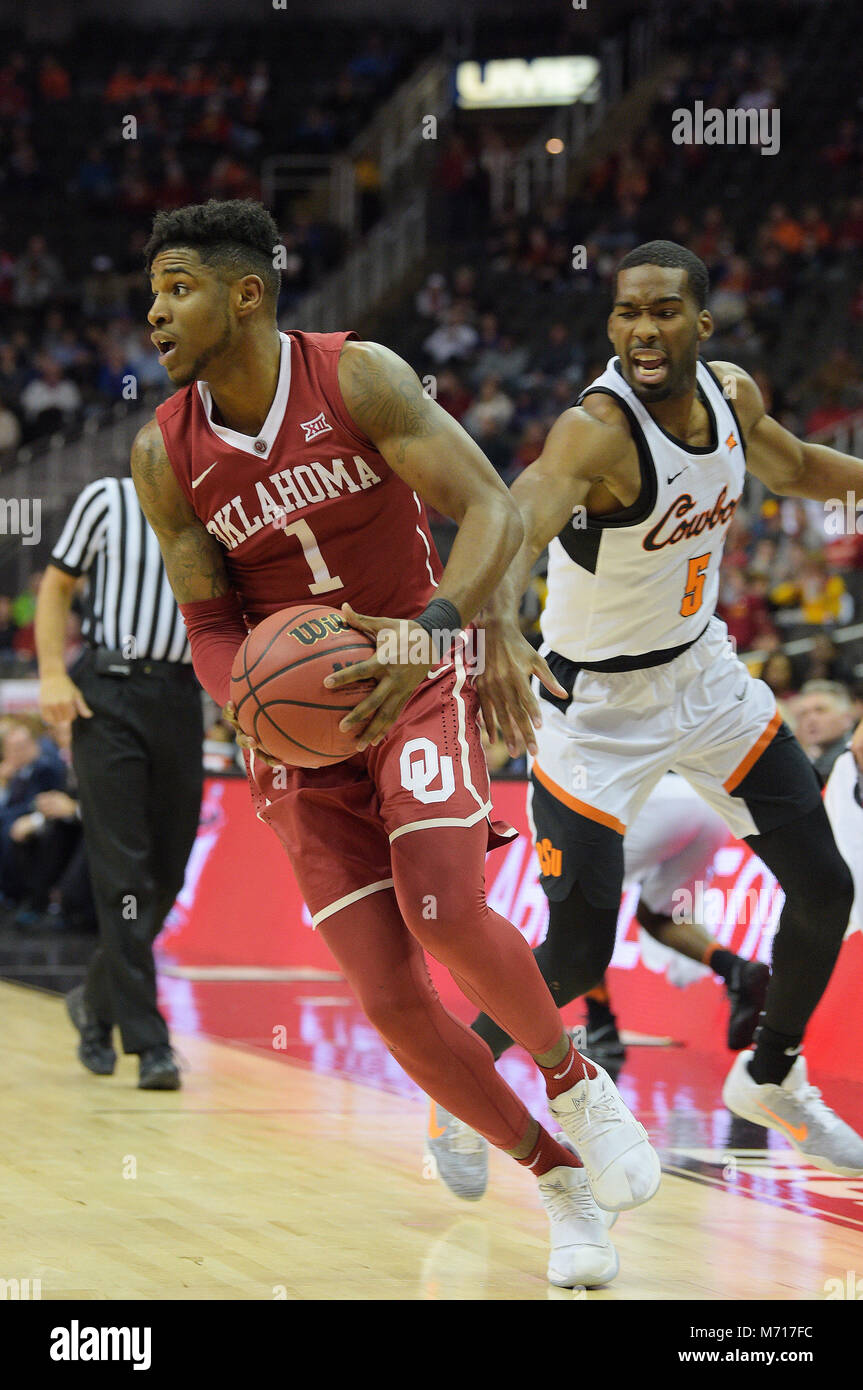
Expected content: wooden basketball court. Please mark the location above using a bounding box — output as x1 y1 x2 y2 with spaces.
2 979 860 1301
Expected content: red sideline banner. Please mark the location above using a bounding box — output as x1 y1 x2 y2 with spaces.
158 776 863 1082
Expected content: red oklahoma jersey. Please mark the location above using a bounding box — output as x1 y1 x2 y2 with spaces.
155 330 442 625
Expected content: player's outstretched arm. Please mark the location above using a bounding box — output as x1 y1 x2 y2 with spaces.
712 360 863 501
478 398 635 754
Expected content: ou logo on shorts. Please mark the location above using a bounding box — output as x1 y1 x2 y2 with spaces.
399 738 456 804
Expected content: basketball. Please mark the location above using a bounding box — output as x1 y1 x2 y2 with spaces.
229 604 378 767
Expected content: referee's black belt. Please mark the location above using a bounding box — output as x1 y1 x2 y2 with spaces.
539 622 709 713
87 644 194 679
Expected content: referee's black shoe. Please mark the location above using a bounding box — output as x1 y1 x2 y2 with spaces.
138 1045 181 1090
65 985 116 1075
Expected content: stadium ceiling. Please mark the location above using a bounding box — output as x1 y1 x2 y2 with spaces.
0 0 644 30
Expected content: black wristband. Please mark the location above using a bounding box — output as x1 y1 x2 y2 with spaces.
414 597 463 663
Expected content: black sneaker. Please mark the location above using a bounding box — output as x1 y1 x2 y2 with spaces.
725 959 770 1051
585 1009 626 1063
65 985 116 1075
138 1045 181 1090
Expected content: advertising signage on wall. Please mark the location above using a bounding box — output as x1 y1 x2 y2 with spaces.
454 56 600 110
159 777 863 1085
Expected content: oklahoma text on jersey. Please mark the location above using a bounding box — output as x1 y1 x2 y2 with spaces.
155 329 442 629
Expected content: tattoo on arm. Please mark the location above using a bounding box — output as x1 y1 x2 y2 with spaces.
131 420 231 602
342 344 437 465
163 524 231 602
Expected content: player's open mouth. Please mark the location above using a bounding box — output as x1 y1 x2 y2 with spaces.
153 336 179 364
631 351 667 385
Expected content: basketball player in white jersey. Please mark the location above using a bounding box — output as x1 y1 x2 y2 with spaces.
465 241 863 1178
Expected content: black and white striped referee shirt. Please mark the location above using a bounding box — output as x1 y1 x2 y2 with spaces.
49 476 191 663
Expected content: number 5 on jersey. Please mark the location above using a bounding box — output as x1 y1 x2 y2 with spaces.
681 552 710 617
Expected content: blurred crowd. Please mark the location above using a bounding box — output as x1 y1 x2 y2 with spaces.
4 4 863 802
0 30 411 461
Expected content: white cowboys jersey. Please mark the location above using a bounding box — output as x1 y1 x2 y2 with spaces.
541 356 746 661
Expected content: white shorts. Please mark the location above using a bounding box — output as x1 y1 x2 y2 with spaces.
531 617 781 842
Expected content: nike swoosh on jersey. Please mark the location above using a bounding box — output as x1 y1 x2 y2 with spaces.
192 462 219 488
756 1102 808 1143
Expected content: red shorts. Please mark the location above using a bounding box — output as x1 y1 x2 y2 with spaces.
244 650 516 926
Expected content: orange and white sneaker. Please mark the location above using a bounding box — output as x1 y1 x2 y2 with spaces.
723 1051 863 1176
424 1102 488 1201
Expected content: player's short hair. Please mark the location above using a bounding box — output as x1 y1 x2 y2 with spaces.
615 241 710 310
144 199 281 307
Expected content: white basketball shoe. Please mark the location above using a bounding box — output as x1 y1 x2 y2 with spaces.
538 1136 619 1288
723 1051 863 1176
548 1056 661 1211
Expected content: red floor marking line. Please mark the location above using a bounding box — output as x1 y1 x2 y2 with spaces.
661 1161 863 1233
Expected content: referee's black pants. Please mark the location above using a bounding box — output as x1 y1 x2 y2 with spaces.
69 648 204 1053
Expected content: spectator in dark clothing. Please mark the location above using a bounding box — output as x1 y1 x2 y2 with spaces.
0 721 67 910
4 785 84 929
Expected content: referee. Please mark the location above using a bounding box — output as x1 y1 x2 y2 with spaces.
35 475 204 1089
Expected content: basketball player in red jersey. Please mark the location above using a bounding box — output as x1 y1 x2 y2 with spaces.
131 199 660 1289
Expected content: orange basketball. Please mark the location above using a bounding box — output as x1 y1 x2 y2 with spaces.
230 604 378 768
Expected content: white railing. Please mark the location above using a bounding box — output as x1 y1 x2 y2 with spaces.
288 192 427 333
262 54 451 236
285 15 665 333
332 55 452 234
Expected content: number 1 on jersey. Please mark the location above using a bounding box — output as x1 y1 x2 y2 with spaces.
282 519 343 595
680 552 710 617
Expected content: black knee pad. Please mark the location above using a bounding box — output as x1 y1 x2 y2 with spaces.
746 801 854 943
535 881 620 1005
